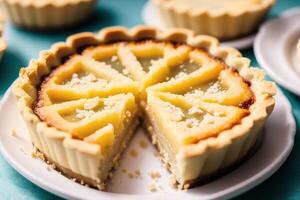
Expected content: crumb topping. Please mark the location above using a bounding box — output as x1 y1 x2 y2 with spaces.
148 170 161 180
202 114 216 125
103 98 118 110
75 109 96 119
185 117 201 128
139 139 148 148
162 101 184 121
122 68 129 75
188 106 203 115
175 71 187 79
111 55 118 62
11 128 17 137
206 81 222 94
125 169 142 179
149 183 157 192
84 97 99 110
65 73 107 87
129 149 138 157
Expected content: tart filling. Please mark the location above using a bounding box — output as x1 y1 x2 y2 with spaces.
13 26 275 189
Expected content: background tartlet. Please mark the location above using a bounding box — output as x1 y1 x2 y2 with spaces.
153 0 275 40
0 14 7 61
1 0 97 30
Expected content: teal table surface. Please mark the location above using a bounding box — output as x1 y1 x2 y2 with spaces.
0 0 299 199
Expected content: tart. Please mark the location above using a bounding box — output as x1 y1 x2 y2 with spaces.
153 0 275 40
1 0 97 30
13 26 276 189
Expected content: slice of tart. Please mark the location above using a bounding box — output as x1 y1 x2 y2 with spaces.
13 26 275 189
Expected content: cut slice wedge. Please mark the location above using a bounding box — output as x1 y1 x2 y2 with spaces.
146 91 249 149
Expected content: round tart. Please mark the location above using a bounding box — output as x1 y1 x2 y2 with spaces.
153 0 275 40
13 26 276 189
2 0 97 30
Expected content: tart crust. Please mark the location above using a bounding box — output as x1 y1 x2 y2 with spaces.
153 0 275 40
2 0 97 30
13 26 276 189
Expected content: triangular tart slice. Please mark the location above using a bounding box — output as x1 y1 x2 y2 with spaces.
39 55 139 106
149 68 253 107
36 93 138 155
146 92 249 149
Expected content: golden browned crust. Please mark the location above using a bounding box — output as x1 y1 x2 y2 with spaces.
13 25 276 189
153 0 275 40
2 0 97 30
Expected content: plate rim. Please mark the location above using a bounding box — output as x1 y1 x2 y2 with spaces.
0 86 296 200
254 7 300 96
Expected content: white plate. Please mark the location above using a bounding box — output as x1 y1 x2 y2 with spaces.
254 7 300 96
0 86 296 200
141 1 256 50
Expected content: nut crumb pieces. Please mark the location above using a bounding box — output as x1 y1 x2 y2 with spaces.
183 183 190 191
126 169 142 179
111 55 118 62
134 170 141 177
46 163 56 171
128 172 134 179
149 183 157 192
129 149 138 157
169 176 177 188
11 128 17 137
31 148 45 160
139 139 148 149
148 170 161 181
84 97 99 110
121 168 127 173
125 110 131 118
122 68 129 75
